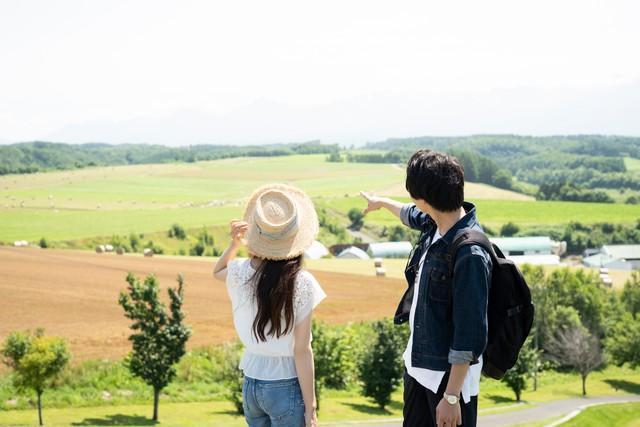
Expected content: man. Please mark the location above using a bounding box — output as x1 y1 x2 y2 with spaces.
361 149 492 427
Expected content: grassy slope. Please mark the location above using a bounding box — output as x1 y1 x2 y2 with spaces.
318 196 640 229
561 402 640 427
1 155 637 243
1 365 639 426
625 157 640 172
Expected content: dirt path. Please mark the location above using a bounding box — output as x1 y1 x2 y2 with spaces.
0 246 405 362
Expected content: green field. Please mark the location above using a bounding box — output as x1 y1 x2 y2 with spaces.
318 196 640 229
625 157 640 172
0 365 639 426
0 155 637 243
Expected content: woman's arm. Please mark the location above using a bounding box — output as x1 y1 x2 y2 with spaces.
294 313 318 427
213 220 248 281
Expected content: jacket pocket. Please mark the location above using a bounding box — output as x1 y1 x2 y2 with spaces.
428 268 451 303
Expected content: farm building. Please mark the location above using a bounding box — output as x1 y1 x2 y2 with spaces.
489 236 564 266
367 241 412 258
304 240 330 260
582 244 640 270
337 246 370 259
329 243 369 256
489 237 564 256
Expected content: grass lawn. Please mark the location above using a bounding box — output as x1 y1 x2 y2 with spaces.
1 365 639 426
561 402 640 427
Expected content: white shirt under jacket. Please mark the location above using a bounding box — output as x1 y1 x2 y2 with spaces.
402 231 483 404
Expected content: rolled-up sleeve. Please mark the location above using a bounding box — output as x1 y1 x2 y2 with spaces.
400 203 433 231
449 245 492 365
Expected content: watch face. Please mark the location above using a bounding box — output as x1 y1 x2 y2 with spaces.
447 395 457 404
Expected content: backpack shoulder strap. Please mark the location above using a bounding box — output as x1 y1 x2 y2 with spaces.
447 228 498 277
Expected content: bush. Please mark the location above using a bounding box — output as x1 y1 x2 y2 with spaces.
219 342 244 414
625 196 639 205
348 208 364 231
190 242 205 256
168 224 187 240
358 319 406 410
500 222 520 237
39 238 48 249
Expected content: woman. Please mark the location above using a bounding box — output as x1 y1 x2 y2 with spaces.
213 183 326 427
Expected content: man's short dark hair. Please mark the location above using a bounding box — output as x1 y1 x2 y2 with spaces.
405 149 465 212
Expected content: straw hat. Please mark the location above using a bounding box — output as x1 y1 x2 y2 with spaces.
243 183 319 260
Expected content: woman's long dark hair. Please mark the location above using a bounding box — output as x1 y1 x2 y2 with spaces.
251 254 303 342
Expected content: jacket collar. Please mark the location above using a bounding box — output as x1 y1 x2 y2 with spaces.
438 201 478 246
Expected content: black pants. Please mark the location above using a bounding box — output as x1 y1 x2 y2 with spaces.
402 370 478 427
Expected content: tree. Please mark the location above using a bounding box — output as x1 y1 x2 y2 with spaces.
348 208 364 231
501 337 541 401
606 312 640 368
621 272 640 316
168 224 186 240
359 319 405 410
500 222 520 237
118 273 191 421
38 237 48 249
219 341 244 414
326 152 343 162
545 324 604 396
1 329 70 426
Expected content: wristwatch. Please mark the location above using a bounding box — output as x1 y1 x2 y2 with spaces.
443 392 459 405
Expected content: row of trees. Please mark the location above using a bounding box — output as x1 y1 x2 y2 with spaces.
338 148 515 190
364 135 640 202
0 141 338 175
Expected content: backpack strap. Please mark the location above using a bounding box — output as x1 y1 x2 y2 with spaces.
447 228 499 277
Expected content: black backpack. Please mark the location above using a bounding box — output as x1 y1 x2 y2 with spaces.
448 228 535 380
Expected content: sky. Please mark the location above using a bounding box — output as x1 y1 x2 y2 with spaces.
1 0 639 146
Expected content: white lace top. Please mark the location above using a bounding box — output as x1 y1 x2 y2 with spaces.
226 258 326 380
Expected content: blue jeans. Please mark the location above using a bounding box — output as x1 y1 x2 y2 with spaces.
243 376 306 427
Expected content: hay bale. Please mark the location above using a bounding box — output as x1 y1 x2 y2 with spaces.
105 244 114 252
116 247 125 255
375 267 386 277
95 245 106 253
374 257 384 268
143 248 154 257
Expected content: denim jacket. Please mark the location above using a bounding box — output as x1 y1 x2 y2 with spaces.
394 202 492 371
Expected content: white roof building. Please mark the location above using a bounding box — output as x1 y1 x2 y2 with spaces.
367 241 413 259
337 246 370 259
304 240 330 260
583 244 640 271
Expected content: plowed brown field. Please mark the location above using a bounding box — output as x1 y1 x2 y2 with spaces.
0 247 405 362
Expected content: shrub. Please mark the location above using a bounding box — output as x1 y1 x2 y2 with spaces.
219 342 244 414
500 222 520 237
168 224 187 240
358 319 406 410
348 208 364 231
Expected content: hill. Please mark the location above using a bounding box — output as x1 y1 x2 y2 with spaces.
0 154 637 256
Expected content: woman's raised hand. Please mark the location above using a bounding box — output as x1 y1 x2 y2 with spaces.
229 220 249 246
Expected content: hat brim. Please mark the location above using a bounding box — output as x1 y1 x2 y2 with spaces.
243 183 319 261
